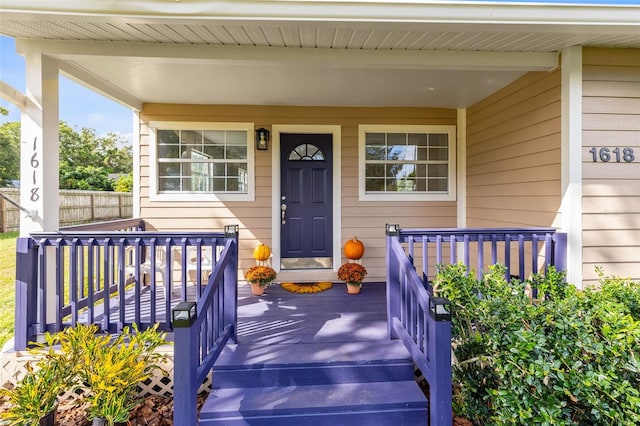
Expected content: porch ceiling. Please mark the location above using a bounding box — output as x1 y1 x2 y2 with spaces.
1 1 639 109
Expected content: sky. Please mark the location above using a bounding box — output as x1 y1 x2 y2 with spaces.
0 35 133 144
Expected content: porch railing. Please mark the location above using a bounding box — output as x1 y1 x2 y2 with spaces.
14 219 238 350
385 225 569 425
172 232 238 426
398 227 567 286
386 226 452 426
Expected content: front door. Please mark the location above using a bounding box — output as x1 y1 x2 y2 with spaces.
280 133 333 269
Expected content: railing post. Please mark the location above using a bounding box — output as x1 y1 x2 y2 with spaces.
428 297 453 426
386 224 400 339
14 237 38 350
172 302 199 426
554 232 568 276
223 224 239 343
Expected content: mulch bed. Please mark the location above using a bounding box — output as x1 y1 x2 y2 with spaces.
54 394 207 426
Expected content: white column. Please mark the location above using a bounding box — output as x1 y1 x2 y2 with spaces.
132 110 141 218
561 46 583 288
456 108 467 229
20 50 60 235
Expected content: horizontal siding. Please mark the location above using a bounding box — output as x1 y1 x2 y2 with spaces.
138 104 457 281
582 48 640 286
464 70 561 279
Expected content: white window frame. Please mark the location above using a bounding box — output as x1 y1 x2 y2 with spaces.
358 124 456 202
149 121 255 202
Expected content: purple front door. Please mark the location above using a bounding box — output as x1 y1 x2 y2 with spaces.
280 133 333 269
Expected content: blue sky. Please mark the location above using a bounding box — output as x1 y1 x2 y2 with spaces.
0 36 133 144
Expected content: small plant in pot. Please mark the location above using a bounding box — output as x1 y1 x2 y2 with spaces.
66 323 168 426
245 265 277 296
337 262 367 294
0 332 76 426
0 359 69 426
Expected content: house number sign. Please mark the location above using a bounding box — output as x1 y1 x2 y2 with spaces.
589 147 635 163
30 136 40 201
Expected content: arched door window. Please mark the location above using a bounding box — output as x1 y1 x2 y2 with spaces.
288 143 325 161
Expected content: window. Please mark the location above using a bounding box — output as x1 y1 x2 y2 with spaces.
288 144 325 161
358 125 456 201
150 122 255 201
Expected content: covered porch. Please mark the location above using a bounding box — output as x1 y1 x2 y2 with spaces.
8 220 566 424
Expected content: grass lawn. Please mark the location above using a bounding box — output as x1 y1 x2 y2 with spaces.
0 232 18 348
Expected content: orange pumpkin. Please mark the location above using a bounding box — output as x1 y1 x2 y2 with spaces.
344 237 365 260
253 243 271 261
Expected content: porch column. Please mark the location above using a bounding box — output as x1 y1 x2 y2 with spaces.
560 46 583 288
20 49 60 235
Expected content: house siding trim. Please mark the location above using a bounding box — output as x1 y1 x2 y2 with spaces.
271 124 343 275
561 46 584 287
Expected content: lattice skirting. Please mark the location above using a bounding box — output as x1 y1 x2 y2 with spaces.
0 345 211 403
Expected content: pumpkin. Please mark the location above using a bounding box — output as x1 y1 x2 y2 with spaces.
344 237 365 260
253 243 271 261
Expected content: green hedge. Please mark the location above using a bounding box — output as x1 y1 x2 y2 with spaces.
433 264 640 425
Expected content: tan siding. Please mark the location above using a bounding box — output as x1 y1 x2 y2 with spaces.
582 48 640 285
466 70 561 230
138 105 457 281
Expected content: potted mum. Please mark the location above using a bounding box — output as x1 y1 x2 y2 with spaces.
337 262 368 294
245 265 277 296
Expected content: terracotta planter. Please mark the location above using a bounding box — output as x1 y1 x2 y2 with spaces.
250 282 266 296
346 283 361 294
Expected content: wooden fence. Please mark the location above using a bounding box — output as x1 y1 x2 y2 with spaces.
0 188 133 233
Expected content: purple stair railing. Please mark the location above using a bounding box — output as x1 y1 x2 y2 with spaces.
172 226 238 426
386 224 452 426
386 225 568 425
13 219 236 351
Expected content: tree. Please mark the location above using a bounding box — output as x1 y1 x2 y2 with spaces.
0 109 20 186
58 122 132 190
0 119 132 190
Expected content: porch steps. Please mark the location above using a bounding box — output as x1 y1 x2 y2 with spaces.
199 341 428 425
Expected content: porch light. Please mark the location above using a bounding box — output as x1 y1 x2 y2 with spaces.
429 297 452 322
172 301 197 327
386 223 400 236
255 127 269 150
224 224 240 238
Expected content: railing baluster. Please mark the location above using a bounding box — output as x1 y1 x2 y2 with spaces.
436 234 443 265
422 236 428 284
87 239 96 324
463 234 470 272
449 234 456 264
532 234 539 274
477 234 484 279
504 234 511 280
70 239 79 326
518 234 525 280
55 239 64 332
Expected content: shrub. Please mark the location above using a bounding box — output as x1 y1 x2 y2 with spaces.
433 263 640 425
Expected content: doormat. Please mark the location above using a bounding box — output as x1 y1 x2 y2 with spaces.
281 282 333 294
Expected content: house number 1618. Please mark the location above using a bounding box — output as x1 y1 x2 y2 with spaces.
589 147 635 163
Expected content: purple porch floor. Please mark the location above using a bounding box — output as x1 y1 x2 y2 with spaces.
218 281 414 367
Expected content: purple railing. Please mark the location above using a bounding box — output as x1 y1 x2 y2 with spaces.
172 231 238 426
14 219 239 351
398 227 567 285
386 226 452 426
385 226 568 425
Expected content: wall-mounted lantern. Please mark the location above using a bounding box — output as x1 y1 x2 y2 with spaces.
255 127 269 150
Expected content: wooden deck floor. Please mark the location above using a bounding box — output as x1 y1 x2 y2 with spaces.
216 281 414 367
236 281 388 345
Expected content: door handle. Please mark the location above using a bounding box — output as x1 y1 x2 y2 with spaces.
280 203 287 224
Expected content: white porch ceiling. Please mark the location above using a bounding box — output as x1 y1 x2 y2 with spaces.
1 1 639 109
